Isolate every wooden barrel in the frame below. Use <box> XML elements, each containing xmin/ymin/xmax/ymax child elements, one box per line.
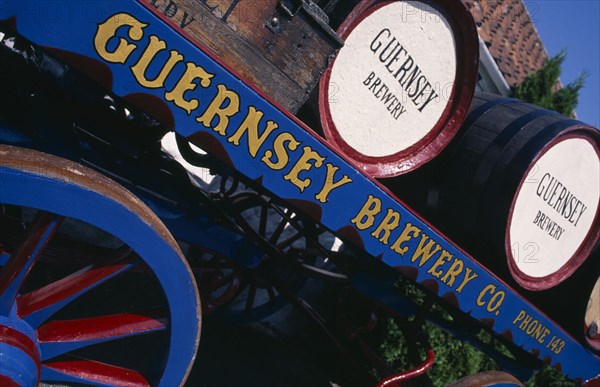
<box><xmin>584</xmin><ymin>274</ymin><xmax>600</xmax><ymax>352</ymax></box>
<box><xmin>447</xmin><ymin>371</ymin><xmax>523</xmax><ymax>387</ymax></box>
<box><xmin>523</xmin><ymin>247</ymin><xmax>600</xmax><ymax>353</ymax></box>
<box><xmin>433</xmin><ymin>93</ymin><xmax>600</xmax><ymax>291</ymax></box>
<box><xmin>318</xmin><ymin>0</ymin><xmax>479</xmax><ymax>177</ymax></box>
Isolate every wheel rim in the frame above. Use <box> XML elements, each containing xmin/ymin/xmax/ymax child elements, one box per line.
<box><xmin>0</xmin><ymin>145</ymin><xmax>201</xmax><ymax>386</ymax></box>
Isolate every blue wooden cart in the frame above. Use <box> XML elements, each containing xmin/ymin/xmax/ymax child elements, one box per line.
<box><xmin>0</xmin><ymin>1</ymin><xmax>598</xmax><ymax>386</ymax></box>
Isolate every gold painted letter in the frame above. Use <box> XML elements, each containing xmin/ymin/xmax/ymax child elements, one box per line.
<box><xmin>427</xmin><ymin>250</ymin><xmax>453</xmax><ymax>279</ymax></box>
<box><xmin>315</xmin><ymin>164</ymin><xmax>352</xmax><ymax>203</ymax></box>
<box><xmin>228</xmin><ymin>107</ymin><xmax>278</xmax><ymax>157</ymax></box>
<box><xmin>351</xmin><ymin>195</ymin><xmax>382</xmax><ymax>230</ymax></box>
<box><xmin>411</xmin><ymin>234</ymin><xmax>440</xmax><ymax>267</ymax></box>
<box><xmin>197</xmin><ymin>84</ymin><xmax>240</xmax><ymax>135</ymax></box>
<box><xmin>284</xmin><ymin>147</ymin><xmax>325</xmax><ymax>192</ymax></box>
<box><xmin>456</xmin><ymin>267</ymin><xmax>478</xmax><ymax>293</ymax></box>
<box><xmin>390</xmin><ymin>223</ymin><xmax>421</xmax><ymax>255</ymax></box>
<box><xmin>371</xmin><ymin>209</ymin><xmax>401</xmax><ymax>244</ymax></box>
<box><xmin>95</xmin><ymin>13</ymin><xmax>146</xmax><ymax>64</ymax></box>
<box><xmin>165</xmin><ymin>62</ymin><xmax>214</xmax><ymax>114</ymax></box>
<box><xmin>262</xmin><ymin>132</ymin><xmax>300</xmax><ymax>170</ymax></box>
<box><xmin>440</xmin><ymin>258</ymin><xmax>463</xmax><ymax>287</ymax></box>
<box><xmin>131</xmin><ymin>35</ymin><xmax>183</xmax><ymax>88</ymax></box>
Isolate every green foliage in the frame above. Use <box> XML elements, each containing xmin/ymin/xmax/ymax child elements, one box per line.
<box><xmin>379</xmin><ymin>318</ymin><xmax>500</xmax><ymax>387</ymax></box>
<box><xmin>425</xmin><ymin>323</ymin><xmax>499</xmax><ymax>386</ymax></box>
<box><xmin>511</xmin><ymin>50</ymin><xmax>587</xmax><ymax>117</ymax></box>
<box><xmin>378</xmin><ymin>278</ymin><xmax>580</xmax><ymax>386</ymax></box>
<box><xmin>381</xmin><ymin>280</ymin><xmax>501</xmax><ymax>386</ymax></box>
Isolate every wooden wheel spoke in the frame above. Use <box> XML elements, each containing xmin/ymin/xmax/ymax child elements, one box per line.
<box><xmin>276</xmin><ymin>231</ymin><xmax>304</xmax><ymax>251</ymax></box>
<box><xmin>221</xmin><ymin>270</ymin><xmax>238</xmax><ymax>283</ymax></box>
<box><xmin>268</xmin><ymin>209</ymin><xmax>291</xmax><ymax>245</ymax></box>
<box><xmin>38</xmin><ymin>311</ymin><xmax>167</xmax><ymax>360</ymax></box>
<box><xmin>258</xmin><ymin>204</ymin><xmax>269</xmax><ymax>237</ymax></box>
<box><xmin>0</xmin><ymin>212</ymin><xmax>62</xmax><ymax>315</ymax></box>
<box><xmin>17</xmin><ymin>248</ymin><xmax>138</xmax><ymax>328</ymax></box>
<box><xmin>216</xmin><ymin>193</ymin><xmax>318</xmax><ymax>321</ymax></box>
<box><xmin>245</xmin><ymin>283</ymin><xmax>257</xmax><ymax>311</ymax></box>
<box><xmin>214</xmin><ymin>271</ymin><xmax>241</xmax><ymax>289</ymax></box>
<box><xmin>218</xmin><ymin>280</ymin><xmax>249</xmax><ymax>309</ymax></box>
<box><xmin>209</xmin><ymin>277</ymin><xmax>243</xmax><ymax>308</ymax></box>
<box><xmin>206</xmin><ymin>268</ymin><xmax>243</xmax><ymax>301</ymax></box>
<box><xmin>42</xmin><ymin>358</ymin><xmax>150</xmax><ymax>387</ymax></box>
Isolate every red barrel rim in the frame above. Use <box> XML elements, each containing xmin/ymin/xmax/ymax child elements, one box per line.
<box><xmin>319</xmin><ymin>0</ymin><xmax>479</xmax><ymax>177</ymax></box>
<box><xmin>505</xmin><ymin>129</ymin><xmax>600</xmax><ymax>290</ymax></box>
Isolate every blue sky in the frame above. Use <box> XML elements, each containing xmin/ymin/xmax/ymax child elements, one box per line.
<box><xmin>531</xmin><ymin>0</ymin><xmax>600</xmax><ymax>128</ymax></box>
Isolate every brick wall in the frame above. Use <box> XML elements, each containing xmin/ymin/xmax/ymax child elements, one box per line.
<box><xmin>463</xmin><ymin>0</ymin><xmax>548</xmax><ymax>88</ymax></box>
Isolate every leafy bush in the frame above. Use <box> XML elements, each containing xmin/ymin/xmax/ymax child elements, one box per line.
<box><xmin>375</xmin><ymin>279</ymin><xmax>580</xmax><ymax>386</ymax></box>
<box><xmin>512</xmin><ymin>50</ymin><xmax>586</xmax><ymax>117</ymax></box>
<box><xmin>379</xmin><ymin>318</ymin><xmax>500</xmax><ymax>386</ymax></box>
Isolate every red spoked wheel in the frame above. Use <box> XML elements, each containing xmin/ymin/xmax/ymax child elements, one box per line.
<box><xmin>0</xmin><ymin>145</ymin><xmax>201</xmax><ymax>386</ymax></box>
<box><xmin>190</xmin><ymin>249</ymin><xmax>245</xmax><ymax>316</ymax></box>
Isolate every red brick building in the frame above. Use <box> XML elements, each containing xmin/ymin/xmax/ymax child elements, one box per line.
<box><xmin>463</xmin><ymin>0</ymin><xmax>549</xmax><ymax>95</ymax></box>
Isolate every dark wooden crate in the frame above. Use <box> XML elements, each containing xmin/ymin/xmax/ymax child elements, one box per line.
<box><xmin>143</xmin><ymin>0</ymin><xmax>343</xmax><ymax>113</ymax></box>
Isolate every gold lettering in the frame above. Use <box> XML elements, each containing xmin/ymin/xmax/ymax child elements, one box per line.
<box><xmin>427</xmin><ymin>250</ymin><xmax>453</xmax><ymax>279</ymax></box>
<box><xmin>283</xmin><ymin>147</ymin><xmax>325</xmax><ymax>192</ymax></box>
<box><xmin>165</xmin><ymin>62</ymin><xmax>214</xmax><ymax>114</ymax></box>
<box><xmin>477</xmin><ymin>284</ymin><xmax>495</xmax><ymax>307</ymax></box>
<box><xmin>513</xmin><ymin>310</ymin><xmax>550</xmax><ymax>344</ymax></box>
<box><xmin>315</xmin><ymin>164</ymin><xmax>352</xmax><ymax>203</ymax></box>
<box><xmin>351</xmin><ymin>195</ymin><xmax>382</xmax><ymax>230</ymax></box>
<box><xmin>456</xmin><ymin>267</ymin><xmax>478</xmax><ymax>293</ymax></box>
<box><xmin>513</xmin><ymin>310</ymin><xmax>527</xmax><ymax>325</ymax></box>
<box><xmin>410</xmin><ymin>234</ymin><xmax>440</xmax><ymax>267</ymax></box>
<box><xmin>95</xmin><ymin>13</ymin><xmax>146</xmax><ymax>64</ymax></box>
<box><xmin>538</xmin><ymin>328</ymin><xmax>551</xmax><ymax>344</ymax></box>
<box><xmin>526</xmin><ymin>320</ymin><xmax>539</xmax><ymax>335</ymax></box>
<box><xmin>262</xmin><ymin>132</ymin><xmax>300</xmax><ymax>170</ymax></box>
<box><xmin>131</xmin><ymin>35</ymin><xmax>183</xmax><ymax>88</ymax></box>
<box><xmin>390</xmin><ymin>223</ymin><xmax>421</xmax><ymax>255</ymax></box>
<box><xmin>228</xmin><ymin>106</ymin><xmax>278</xmax><ymax>157</ymax></box>
<box><xmin>519</xmin><ymin>313</ymin><xmax>532</xmax><ymax>330</ymax></box>
<box><xmin>487</xmin><ymin>290</ymin><xmax>504</xmax><ymax>313</ymax></box>
<box><xmin>440</xmin><ymin>258</ymin><xmax>463</xmax><ymax>287</ymax></box>
<box><xmin>476</xmin><ymin>284</ymin><xmax>503</xmax><ymax>313</ymax></box>
<box><xmin>371</xmin><ymin>209</ymin><xmax>401</xmax><ymax>244</ymax></box>
<box><xmin>196</xmin><ymin>84</ymin><xmax>240</xmax><ymax>135</ymax></box>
